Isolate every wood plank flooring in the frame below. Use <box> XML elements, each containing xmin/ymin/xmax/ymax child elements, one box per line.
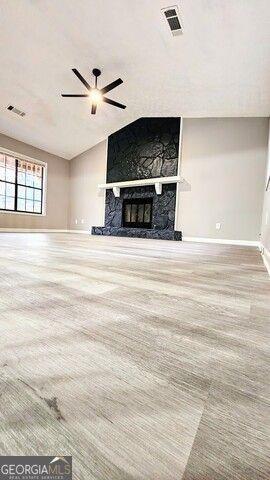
<box><xmin>0</xmin><ymin>233</ymin><xmax>269</xmax><ymax>479</ymax></box>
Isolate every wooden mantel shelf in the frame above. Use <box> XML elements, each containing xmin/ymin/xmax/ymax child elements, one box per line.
<box><xmin>98</xmin><ymin>175</ymin><xmax>190</xmax><ymax>197</ymax></box>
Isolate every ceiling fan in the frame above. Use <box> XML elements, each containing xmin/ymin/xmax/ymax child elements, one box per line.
<box><xmin>61</xmin><ymin>68</ymin><xmax>126</xmax><ymax>115</ymax></box>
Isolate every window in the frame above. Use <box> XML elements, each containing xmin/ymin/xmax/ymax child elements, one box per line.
<box><xmin>0</xmin><ymin>152</ymin><xmax>44</xmax><ymax>214</ymax></box>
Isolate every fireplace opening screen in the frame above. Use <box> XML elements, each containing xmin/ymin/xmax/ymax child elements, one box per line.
<box><xmin>122</xmin><ymin>198</ymin><xmax>153</xmax><ymax>229</ymax></box>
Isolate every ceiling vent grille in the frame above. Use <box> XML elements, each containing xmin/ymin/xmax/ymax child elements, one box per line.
<box><xmin>7</xmin><ymin>105</ymin><xmax>26</xmax><ymax>117</ymax></box>
<box><xmin>161</xmin><ymin>5</ymin><xmax>182</xmax><ymax>36</ymax></box>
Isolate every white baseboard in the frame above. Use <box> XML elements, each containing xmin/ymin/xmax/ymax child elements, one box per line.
<box><xmin>0</xmin><ymin>228</ymin><xmax>69</xmax><ymax>233</ymax></box>
<box><xmin>0</xmin><ymin>228</ymin><xmax>91</xmax><ymax>234</ymax></box>
<box><xmin>261</xmin><ymin>244</ymin><xmax>270</xmax><ymax>276</ymax></box>
<box><xmin>182</xmin><ymin>236</ymin><xmax>260</xmax><ymax>247</ymax></box>
<box><xmin>68</xmin><ymin>229</ymin><xmax>90</xmax><ymax>234</ymax></box>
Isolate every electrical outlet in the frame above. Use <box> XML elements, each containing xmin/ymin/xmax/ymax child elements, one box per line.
<box><xmin>216</xmin><ymin>222</ymin><xmax>221</xmax><ymax>230</ymax></box>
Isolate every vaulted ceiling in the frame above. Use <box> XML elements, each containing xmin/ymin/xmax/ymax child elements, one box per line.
<box><xmin>0</xmin><ymin>0</ymin><xmax>269</xmax><ymax>159</ymax></box>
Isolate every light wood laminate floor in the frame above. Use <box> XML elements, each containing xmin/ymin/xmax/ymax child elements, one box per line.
<box><xmin>0</xmin><ymin>233</ymin><xmax>269</xmax><ymax>479</ymax></box>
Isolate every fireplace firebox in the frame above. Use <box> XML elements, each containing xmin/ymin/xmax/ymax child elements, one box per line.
<box><xmin>122</xmin><ymin>198</ymin><xmax>153</xmax><ymax>229</ymax></box>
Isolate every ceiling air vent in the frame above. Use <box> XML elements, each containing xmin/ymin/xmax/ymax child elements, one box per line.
<box><xmin>161</xmin><ymin>5</ymin><xmax>182</xmax><ymax>36</ymax></box>
<box><xmin>7</xmin><ymin>105</ymin><xmax>26</xmax><ymax>117</ymax></box>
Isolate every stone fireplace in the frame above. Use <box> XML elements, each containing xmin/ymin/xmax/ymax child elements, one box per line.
<box><xmin>92</xmin><ymin>117</ymin><xmax>182</xmax><ymax>241</ymax></box>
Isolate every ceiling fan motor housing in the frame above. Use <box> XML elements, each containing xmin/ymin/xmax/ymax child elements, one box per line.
<box><xmin>92</xmin><ymin>68</ymin><xmax>101</xmax><ymax>77</ymax></box>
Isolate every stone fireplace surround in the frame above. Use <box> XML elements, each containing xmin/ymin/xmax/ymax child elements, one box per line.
<box><xmin>92</xmin><ymin>184</ymin><xmax>182</xmax><ymax>240</ymax></box>
<box><xmin>92</xmin><ymin>117</ymin><xmax>182</xmax><ymax>241</ymax></box>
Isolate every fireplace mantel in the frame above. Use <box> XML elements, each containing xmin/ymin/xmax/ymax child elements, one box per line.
<box><xmin>98</xmin><ymin>175</ymin><xmax>190</xmax><ymax>197</ymax></box>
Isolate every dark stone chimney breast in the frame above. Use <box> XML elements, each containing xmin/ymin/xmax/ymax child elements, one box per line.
<box><xmin>92</xmin><ymin>117</ymin><xmax>182</xmax><ymax>241</ymax></box>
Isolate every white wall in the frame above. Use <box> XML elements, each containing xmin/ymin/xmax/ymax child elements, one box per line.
<box><xmin>260</xmin><ymin>120</ymin><xmax>270</xmax><ymax>270</ymax></box>
<box><xmin>0</xmin><ymin>133</ymin><xmax>69</xmax><ymax>230</ymax></box>
<box><xmin>67</xmin><ymin>118</ymin><xmax>269</xmax><ymax>241</ymax></box>
<box><xmin>69</xmin><ymin>140</ymin><xmax>107</xmax><ymax>231</ymax></box>
<box><xmin>177</xmin><ymin>118</ymin><xmax>268</xmax><ymax>241</ymax></box>
<box><xmin>3</xmin><ymin>118</ymin><xmax>267</xmax><ymax>239</ymax></box>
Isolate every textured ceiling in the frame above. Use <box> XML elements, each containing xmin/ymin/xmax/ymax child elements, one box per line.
<box><xmin>0</xmin><ymin>0</ymin><xmax>269</xmax><ymax>159</ymax></box>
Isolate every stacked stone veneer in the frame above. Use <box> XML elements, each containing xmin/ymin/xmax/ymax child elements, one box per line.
<box><xmin>92</xmin><ymin>117</ymin><xmax>182</xmax><ymax>241</ymax></box>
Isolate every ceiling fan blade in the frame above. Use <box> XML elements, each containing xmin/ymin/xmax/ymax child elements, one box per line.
<box><xmin>91</xmin><ymin>103</ymin><xmax>97</xmax><ymax>114</ymax></box>
<box><xmin>103</xmin><ymin>97</ymin><xmax>126</xmax><ymax>109</ymax></box>
<box><xmin>61</xmin><ymin>94</ymin><xmax>89</xmax><ymax>97</ymax></box>
<box><xmin>72</xmin><ymin>68</ymin><xmax>91</xmax><ymax>90</ymax></box>
<box><xmin>100</xmin><ymin>78</ymin><xmax>123</xmax><ymax>95</ymax></box>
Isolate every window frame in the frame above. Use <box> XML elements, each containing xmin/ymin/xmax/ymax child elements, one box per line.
<box><xmin>0</xmin><ymin>147</ymin><xmax>47</xmax><ymax>216</ymax></box>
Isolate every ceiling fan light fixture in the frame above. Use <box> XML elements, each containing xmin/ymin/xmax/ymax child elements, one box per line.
<box><xmin>61</xmin><ymin>67</ymin><xmax>126</xmax><ymax>115</ymax></box>
<box><xmin>90</xmin><ymin>88</ymin><xmax>103</xmax><ymax>104</ymax></box>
